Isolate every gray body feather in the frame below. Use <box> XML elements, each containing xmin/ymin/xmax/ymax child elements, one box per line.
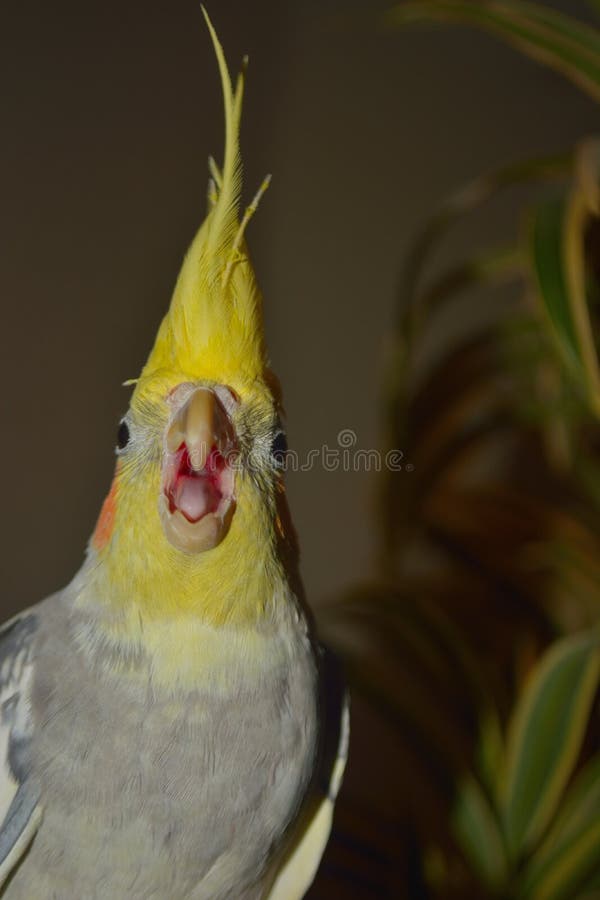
<box><xmin>0</xmin><ymin>583</ymin><xmax>321</xmax><ymax>899</ymax></box>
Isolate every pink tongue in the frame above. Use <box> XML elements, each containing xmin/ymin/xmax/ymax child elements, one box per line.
<box><xmin>175</xmin><ymin>476</ymin><xmax>220</xmax><ymax>523</ymax></box>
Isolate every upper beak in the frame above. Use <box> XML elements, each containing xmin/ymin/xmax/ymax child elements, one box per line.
<box><xmin>166</xmin><ymin>388</ymin><xmax>234</xmax><ymax>469</ymax></box>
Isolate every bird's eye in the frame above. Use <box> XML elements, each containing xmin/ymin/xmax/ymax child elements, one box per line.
<box><xmin>271</xmin><ymin>429</ymin><xmax>288</xmax><ymax>467</ymax></box>
<box><xmin>117</xmin><ymin>420</ymin><xmax>130</xmax><ymax>450</ymax></box>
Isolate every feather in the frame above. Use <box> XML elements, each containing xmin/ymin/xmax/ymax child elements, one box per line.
<box><xmin>0</xmin><ymin>611</ymin><xmax>42</xmax><ymax>888</ymax></box>
<box><xmin>136</xmin><ymin>9</ymin><xmax>269</xmax><ymax>390</ymax></box>
<box><xmin>266</xmin><ymin>650</ymin><xmax>350</xmax><ymax>900</ymax></box>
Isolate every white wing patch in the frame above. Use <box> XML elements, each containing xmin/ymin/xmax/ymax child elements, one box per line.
<box><xmin>0</xmin><ymin>610</ymin><xmax>42</xmax><ymax>886</ymax></box>
<box><xmin>266</xmin><ymin>693</ymin><xmax>350</xmax><ymax>900</ymax></box>
<box><xmin>0</xmin><ymin>634</ymin><xmax>33</xmax><ymax>820</ymax></box>
<box><xmin>0</xmin><ymin>802</ymin><xmax>42</xmax><ymax>886</ymax></box>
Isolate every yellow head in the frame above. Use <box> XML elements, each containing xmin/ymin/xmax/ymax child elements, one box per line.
<box><xmin>88</xmin><ymin>11</ymin><xmax>293</xmax><ymax>627</ymax></box>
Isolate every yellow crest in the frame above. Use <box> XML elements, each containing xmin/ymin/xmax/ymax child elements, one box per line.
<box><xmin>138</xmin><ymin>8</ymin><xmax>271</xmax><ymax>388</ymax></box>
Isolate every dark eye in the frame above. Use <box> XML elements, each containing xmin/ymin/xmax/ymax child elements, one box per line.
<box><xmin>271</xmin><ymin>429</ymin><xmax>288</xmax><ymax>466</ymax></box>
<box><xmin>117</xmin><ymin>420</ymin><xmax>130</xmax><ymax>450</ymax></box>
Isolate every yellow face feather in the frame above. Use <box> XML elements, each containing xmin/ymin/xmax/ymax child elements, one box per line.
<box><xmin>85</xmin><ymin>10</ymin><xmax>292</xmax><ymax>633</ymax></box>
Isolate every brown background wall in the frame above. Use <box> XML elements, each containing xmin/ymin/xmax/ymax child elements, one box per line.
<box><xmin>0</xmin><ymin>0</ymin><xmax>595</xmax><ymax>614</ymax></box>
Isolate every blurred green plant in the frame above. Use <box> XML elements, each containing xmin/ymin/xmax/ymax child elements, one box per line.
<box><xmin>319</xmin><ymin>2</ymin><xmax>600</xmax><ymax>897</ymax></box>
<box><xmin>446</xmin><ymin>631</ymin><xmax>600</xmax><ymax>898</ymax></box>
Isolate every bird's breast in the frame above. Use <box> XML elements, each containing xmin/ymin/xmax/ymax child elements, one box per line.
<box><xmin>8</xmin><ymin>593</ymin><xmax>320</xmax><ymax>900</ymax></box>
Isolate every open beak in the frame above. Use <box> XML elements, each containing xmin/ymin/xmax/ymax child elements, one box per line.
<box><xmin>159</xmin><ymin>386</ymin><xmax>236</xmax><ymax>554</ymax></box>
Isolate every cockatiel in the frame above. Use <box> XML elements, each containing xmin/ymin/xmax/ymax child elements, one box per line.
<box><xmin>0</xmin><ymin>10</ymin><xmax>348</xmax><ymax>899</ymax></box>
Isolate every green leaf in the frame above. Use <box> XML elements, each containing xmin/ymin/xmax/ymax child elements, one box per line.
<box><xmin>396</xmin><ymin>155</ymin><xmax>568</xmax><ymax>328</ymax></box>
<box><xmin>530</xmin><ymin>194</ymin><xmax>580</xmax><ymax>368</ymax></box>
<box><xmin>452</xmin><ymin>775</ymin><xmax>509</xmax><ymax>890</ymax></box>
<box><xmin>519</xmin><ymin>785</ymin><xmax>600</xmax><ymax>898</ymax></box>
<box><xmin>388</xmin><ymin>1</ymin><xmax>600</xmax><ymax>103</ymax></box>
<box><xmin>575</xmin><ymin>137</ymin><xmax>600</xmax><ymax>215</ymax></box>
<box><xmin>516</xmin><ymin>756</ymin><xmax>600</xmax><ymax>896</ymax></box>
<box><xmin>546</xmin><ymin>754</ymin><xmax>600</xmax><ymax>850</ymax></box>
<box><xmin>501</xmin><ymin>630</ymin><xmax>600</xmax><ymax>860</ymax></box>
<box><xmin>477</xmin><ymin>710</ymin><xmax>505</xmax><ymax>803</ymax></box>
<box><xmin>529</xmin><ymin>189</ymin><xmax>600</xmax><ymax>416</ymax></box>
<box><xmin>517</xmin><ymin>755</ymin><xmax>600</xmax><ymax>897</ymax></box>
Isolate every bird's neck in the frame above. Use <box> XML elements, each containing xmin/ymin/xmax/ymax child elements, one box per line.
<box><xmin>69</xmin><ymin>486</ymin><xmax>303</xmax><ymax>691</ymax></box>
<box><xmin>79</xmin><ymin>470</ymin><xmax>288</xmax><ymax>630</ymax></box>
<box><xmin>69</xmin><ymin>482</ymin><xmax>309</xmax><ymax>692</ymax></box>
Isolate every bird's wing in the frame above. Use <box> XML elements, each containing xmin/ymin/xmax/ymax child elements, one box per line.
<box><xmin>0</xmin><ymin>609</ymin><xmax>42</xmax><ymax>887</ymax></box>
<box><xmin>265</xmin><ymin>648</ymin><xmax>349</xmax><ymax>900</ymax></box>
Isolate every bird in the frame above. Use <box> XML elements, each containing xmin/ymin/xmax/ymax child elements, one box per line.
<box><xmin>0</xmin><ymin>9</ymin><xmax>348</xmax><ymax>899</ymax></box>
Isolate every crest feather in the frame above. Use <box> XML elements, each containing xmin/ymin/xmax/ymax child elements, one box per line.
<box><xmin>137</xmin><ymin>8</ymin><xmax>271</xmax><ymax>390</ymax></box>
<box><xmin>201</xmin><ymin>7</ymin><xmax>244</xmax><ymax>282</ymax></box>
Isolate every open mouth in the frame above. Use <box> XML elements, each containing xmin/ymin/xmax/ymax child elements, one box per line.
<box><xmin>165</xmin><ymin>442</ymin><xmax>234</xmax><ymax>523</ymax></box>
<box><xmin>159</xmin><ymin>386</ymin><xmax>236</xmax><ymax>554</ymax></box>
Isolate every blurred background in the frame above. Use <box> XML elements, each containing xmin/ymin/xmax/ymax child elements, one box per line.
<box><xmin>2</xmin><ymin>1</ymin><xmax>600</xmax><ymax>897</ymax></box>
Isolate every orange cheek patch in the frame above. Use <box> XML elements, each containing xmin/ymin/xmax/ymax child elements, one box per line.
<box><xmin>92</xmin><ymin>472</ymin><xmax>119</xmax><ymax>551</ymax></box>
